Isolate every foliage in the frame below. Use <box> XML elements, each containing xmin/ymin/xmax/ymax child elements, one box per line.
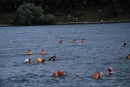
<box><xmin>1</xmin><ymin>0</ymin><xmax>128</xmax><ymax>12</ymax></box>
<box><xmin>44</xmin><ymin>14</ymin><xmax>55</xmax><ymax>24</ymax></box>
<box><xmin>1</xmin><ymin>0</ymin><xmax>129</xmax><ymax>25</ymax></box>
<box><xmin>14</xmin><ymin>3</ymin><xmax>44</xmax><ymax>25</ymax></box>
<box><xmin>14</xmin><ymin>3</ymin><xmax>55</xmax><ymax>25</ymax></box>
<box><xmin>36</xmin><ymin>15</ymin><xmax>46</xmax><ymax>25</ymax></box>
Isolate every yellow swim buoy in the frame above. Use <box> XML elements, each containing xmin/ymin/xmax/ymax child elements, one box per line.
<box><xmin>36</xmin><ymin>58</ymin><xmax>42</xmax><ymax>63</ymax></box>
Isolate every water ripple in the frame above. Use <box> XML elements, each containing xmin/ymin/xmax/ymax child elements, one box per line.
<box><xmin>0</xmin><ymin>23</ymin><xmax>130</xmax><ymax>87</ymax></box>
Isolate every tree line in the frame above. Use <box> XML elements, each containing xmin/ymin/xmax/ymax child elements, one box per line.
<box><xmin>0</xmin><ymin>0</ymin><xmax>128</xmax><ymax>12</ymax></box>
<box><xmin>0</xmin><ymin>0</ymin><xmax>129</xmax><ymax>25</ymax></box>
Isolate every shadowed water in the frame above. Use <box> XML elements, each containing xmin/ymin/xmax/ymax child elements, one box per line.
<box><xmin>0</xmin><ymin>23</ymin><xmax>130</xmax><ymax>87</ymax></box>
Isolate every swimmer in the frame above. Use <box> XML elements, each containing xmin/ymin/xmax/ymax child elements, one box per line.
<box><xmin>124</xmin><ymin>43</ymin><xmax>127</xmax><ymax>47</ymax></box>
<box><xmin>9</xmin><ymin>41</ymin><xmax>13</xmax><ymax>44</ymax></box>
<box><xmin>27</xmin><ymin>50</ymin><xmax>32</xmax><ymax>55</ymax></box>
<box><xmin>126</xmin><ymin>54</ymin><xmax>130</xmax><ymax>59</ymax></box>
<box><xmin>52</xmin><ymin>70</ymin><xmax>66</xmax><ymax>77</ymax></box>
<box><xmin>108</xmin><ymin>67</ymin><xmax>114</xmax><ymax>75</ymax></box>
<box><xmin>73</xmin><ymin>39</ymin><xmax>77</xmax><ymax>43</ymax></box>
<box><xmin>41</xmin><ymin>59</ymin><xmax>46</xmax><ymax>63</ymax></box>
<box><xmin>59</xmin><ymin>40</ymin><xmax>63</xmax><ymax>43</ymax></box>
<box><xmin>49</xmin><ymin>55</ymin><xmax>56</xmax><ymax>61</ymax></box>
<box><xmin>91</xmin><ymin>72</ymin><xmax>103</xmax><ymax>79</ymax></box>
<box><xmin>41</xmin><ymin>49</ymin><xmax>46</xmax><ymax>55</ymax></box>
<box><xmin>58</xmin><ymin>70</ymin><xmax>66</xmax><ymax>76</ymax></box>
<box><xmin>81</xmin><ymin>39</ymin><xmax>85</xmax><ymax>42</ymax></box>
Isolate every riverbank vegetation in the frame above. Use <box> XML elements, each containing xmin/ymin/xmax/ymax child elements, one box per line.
<box><xmin>0</xmin><ymin>0</ymin><xmax>130</xmax><ymax>25</ymax></box>
<box><xmin>14</xmin><ymin>3</ymin><xmax>55</xmax><ymax>25</ymax></box>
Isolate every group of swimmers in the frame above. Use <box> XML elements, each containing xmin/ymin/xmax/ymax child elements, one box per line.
<box><xmin>26</xmin><ymin>48</ymin><xmax>57</xmax><ymax>62</ymax></box>
<box><xmin>59</xmin><ymin>39</ymin><xmax>86</xmax><ymax>43</ymax></box>
<box><xmin>25</xmin><ymin>49</ymin><xmax>61</xmax><ymax>76</ymax></box>
<box><xmin>52</xmin><ymin>67</ymin><xmax>115</xmax><ymax>78</ymax></box>
<box><xmin>24</xmin><ymin>58</ymin><xmax>46</xmax><ymax>63</ymax></box>
<box><xmin>54</xmin><ymin>42</ymin><xmax>128</xmax><ymax>77</ymax></box>
<box><xmin>10</xmin><ymin>39</ymin><xmax>85</xmax><ymax>45</ymax></box>
<box><xmin>25</xmin><ymin>49</ymin><xmax>56</xmax><ymax>63</ymax></box>
<box><xmin>24</xmin><ymin>57</ymin><xmax>115</xmax><ymax>78</ymax></box>
<box><xmin>26</xmin><ymin>49</ymin><xmax>46</xmax><ymax>55</ymax></box>
<box><xmin>85</xmin><ymin>67</ymin><xmax>115</xmax><ymax>79</ymax></box>
<box><xmin>52</xmin><ymin>66</ymin><xmax>114</xmax><ymax>77</ymax></box>
<box><xmin>25</xmin><ymin>42</ymin><xmax>129</xmax><ymax>78</ymax></box>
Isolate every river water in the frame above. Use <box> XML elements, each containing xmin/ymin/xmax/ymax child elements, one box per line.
<box><xmin>0</xmin><ymin>23</ymin><xmax>130</xmax><ymax>87</ymax></box>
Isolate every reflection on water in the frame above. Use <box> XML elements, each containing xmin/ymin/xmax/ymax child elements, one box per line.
<box><xmin>0</xmin><ymin>23</ymin><xmax>130</xmax><ymax>87</ymax></box>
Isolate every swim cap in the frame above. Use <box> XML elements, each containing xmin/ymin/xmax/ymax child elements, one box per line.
<box><xmin>108</xmin><ymin>67</ymin><xmax>113</xmax><ymax>70</ymax></box>
<box><xmin>24</xmin><ymin>59</ymin><xmax>29</xmax><ymax>63</ymax></box>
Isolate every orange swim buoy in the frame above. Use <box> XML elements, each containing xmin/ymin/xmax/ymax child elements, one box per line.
<box><xmin>36</xmin><ymin>58</ymin><xmax>42</xmax><ymax>63</ymax></box>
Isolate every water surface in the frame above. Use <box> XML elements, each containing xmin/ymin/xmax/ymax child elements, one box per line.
<box><xmin>0</xmin><ymin>23</ymin><xmax>130</xmax><ymax>87</ymax></box>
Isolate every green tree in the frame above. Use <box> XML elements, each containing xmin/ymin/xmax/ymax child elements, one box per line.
<box><xmin>14</xmin><ymin>3</ymin><xmax>44</xmax><ymax>25</ymax></box>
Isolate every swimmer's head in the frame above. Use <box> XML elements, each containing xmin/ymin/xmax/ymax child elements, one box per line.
<box><xmin>59</xmin><ymin>40</ymin><xmax>63</xmax><ymax>43</ymax></box>
<box><xmin>53</xmin><ymin>72</ymin><xmax>58</xmax><ymax>77</ymax></box>
<box><xmin>10</xmin><ymin>41</ymin><xmax>13</xmax><ymax>44</ymax></box>
<box><xmin>82</xmin><ymin>39</ymin><xmax>85</xmax><ymax>42</ymax></box>
<box><xmin>73</xmin><ymin>39</ymin><xmax>77</xmax><ymax>43</ymax></box>
<box><xmin>42</xmin><ymin>59</ymin><xmax>46</xmax><ymax>63</ymax></box>
<box><xmin>108</xmin><ymin>67</ymin><xmax>113</xmax><ymax>71</ymax></box>
<box><xmin>29</xmin><ymin>59</ymin><xmax>32</xmax><ymax>63</ymax></box>
<box><xmin>98</xmin><ymin>72</ymin><xmax>103</xmax><ymax>77</ymax></box>
<box><xmin>124</xmin><ymin>43</ymin><xmax>127</xmax><ymax>46</ymax></box>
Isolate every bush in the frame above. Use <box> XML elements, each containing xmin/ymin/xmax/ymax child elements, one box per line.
<box><xmin>36</xmin><ymin>15</ymin><xmax>46</xmax><ymax>25</ymax></box>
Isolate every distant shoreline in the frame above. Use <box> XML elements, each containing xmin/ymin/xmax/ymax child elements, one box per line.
<box><xmin>0</xmin><ymin>20</ymin><xmax>130</xmax><ymax>27</ymax></box>
<box><xmin>57</xmin><ymin>20</ymin><xmax>130</xmax><ymax>25</ymax></box>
